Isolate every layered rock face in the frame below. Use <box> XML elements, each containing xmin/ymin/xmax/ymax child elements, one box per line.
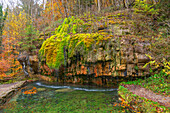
<box><xmin>39</xmin><ymin>11</ymin><xmax>154</xmax><ymax>86</ymax></box>
<box><xmin>63</xmin><ymin>37</ymin><xmax>151</xmax><ymax>86</ymax></box>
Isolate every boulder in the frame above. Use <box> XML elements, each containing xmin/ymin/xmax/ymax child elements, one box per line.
<box><xmin>81</xmin><ymin>65</ymin><xmax>87</xmax><ymax>75</ymax></box>
<box><xmin>135</xmin><ymin>43</ymin><xmax>144</xmax><ymax>53</ymax></box>
<box><xmin>17</xmin><ymin>51</ymin><xmax>40</xmax><ymax>77</ymax></box>
<box><xmin>103</xmin><ymin>62</ymin><xmax>110</xmax><ymax>75</ymax></box>
<box><xmin>135</xmin><ymin>53</ymin><xmax>150</xmax><ymax>63</ymax></box>
<box><xmin>89</xmin><ymin>66</ymin><xmax>94</xmax><ymax>75</ymax></box>
<box><xmin>117</xmin><ymin>64</ymin><xmax>126</xmax><ymax>71</ymax></box>
<box><xmin>127</xmin><ymin>64</ymin><xmax>135</xmax><ymax>76</ymax></box>
<box><xmin>37</xmin><ymin>88</ymin><xmax>46</xmax><ymax>92</ymax></box>
<box><xmin>121</xmin><ymin>56</ymin><xmax>127</xmax><ymax>64</ymax></box>
<box><xmin>106</xmin><ymin>54</ymin><xmax>112</xmax><ymax>61</ymax></box>
<box><xmin>97</xmin><ymin>63</ymin><xmax>103</xmax><ymax>76</ymax></box>
<box><xmin>29</xmin><ymin>55</ymin><xmax>39</xmax><ymax>74</ymax></box>
<box><xmin>137</xmin><ymin>70</ymin><xmax>143</xmax><ymax>76</ymax></box>
<box><xmin>55</xmin><ymin>88</ymin><xmax>74</xmax><ymax>92</ymax></box>
<box><xmin>137</xmin><ymin>63</ymin><xmax>149</xmax><ymax>72</ymax></box>
<box><xmin>127</xmin><ymin>54</ymin><xmax>134</xmax><ymax>64</ymax></box>
<box><xmin>97</xmin><ymin>48</ymin><xmax>103</xmax><ymax>61</ymax></box>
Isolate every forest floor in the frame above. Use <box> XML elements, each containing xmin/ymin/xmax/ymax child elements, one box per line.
<box><xmin>118</xmin><ymin>72</ymin><xmax>170</xmax><ymax>112</ymax></box>
<box><xmin>122</xmin><ymin>84</ymin><xmax>170</xmax><ymax>107</ymax></box>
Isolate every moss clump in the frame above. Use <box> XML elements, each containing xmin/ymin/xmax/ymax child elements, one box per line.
<box><xmin>39</xmin><ymin>16</ymin><xmax>112</xmax><ymax>69</ymax></box>
<box><xmin>39</xmin><ymin>16</ymin><xmax>83</xmax><ymax>68</ymax></box>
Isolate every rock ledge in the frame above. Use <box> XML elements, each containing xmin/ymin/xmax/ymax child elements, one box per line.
<box><xmin>0</xmin><ymin>81</ymin><xmax>28</xmax><ymax>108</ymax></box>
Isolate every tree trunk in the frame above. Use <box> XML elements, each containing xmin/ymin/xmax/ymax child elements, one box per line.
<box><xmin>98</xmin><ymin>0</ymin><xmax>101</xmax><ymax>13</ymax></box>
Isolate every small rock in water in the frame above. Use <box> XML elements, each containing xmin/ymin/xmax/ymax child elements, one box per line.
<box><xmin>37</xmin><ymin>88</ymin><xmax>46</xmax><ymax>92</ymax></box>
<box><xmin>55</xmin><ymin>88</ymin><xmax>74</xmax><ymax>92</ymax></box>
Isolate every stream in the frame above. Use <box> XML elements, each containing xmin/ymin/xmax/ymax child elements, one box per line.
<box><xmin>1</xmin><ymin>81</ymin><xmax>132</xmax><ymax>113</ymax></box>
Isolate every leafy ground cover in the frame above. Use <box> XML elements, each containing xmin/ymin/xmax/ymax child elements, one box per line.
<box><xmin>121</xmin><ymin>71</ymin><xmax>169</xmax><ymax>96</ymax></box>
<box><xmin>118</xmin><ymin>85</ymin><xmax>169</xmax><ymax>113</ymax></box>
<box><xmin>118</xmin><ymin>71</ymin><xmax>170</xmax><ymax>112</ymax></box>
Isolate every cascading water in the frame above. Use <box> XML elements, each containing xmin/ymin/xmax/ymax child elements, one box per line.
<box><xmin>35</xmin><ymin>82</ymin><xmax>117</xmax><ymax>92</ymax></box>
<box><xmin>22</xmin><ymin>62</ymin><xmax>29</xmax><ymax>77</ymax></box>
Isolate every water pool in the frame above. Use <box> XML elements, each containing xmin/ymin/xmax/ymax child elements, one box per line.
<box><xmin>2</xmin><ymin>81</ymin><xmax>132</xmax><ymax>113</ymax></box>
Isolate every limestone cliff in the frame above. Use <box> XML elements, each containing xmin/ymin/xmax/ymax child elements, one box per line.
<box><xmin>39</xmin><ymin>9</ymin><xmax>157</xmax><ymax>86</ymax></box>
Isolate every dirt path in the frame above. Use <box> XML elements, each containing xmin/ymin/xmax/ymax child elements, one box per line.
<box><xmin>122</xmin><ymin>84</ymin><xmax>170</xmax><ymax>107</ymax></box>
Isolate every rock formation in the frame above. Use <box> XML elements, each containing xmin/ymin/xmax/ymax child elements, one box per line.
<box><xmin>17</xmin><ymin>51</ymin><xmax>39</xmax><ymax>77</ymax></box>
<box><xmin>62</xmin><ymin>36</ymin><xmax>151</xmax><ymax>86</ymax></box>
<box><xmin>39</xmin><ymin>12</ymin><xmax>155</xmax><ymax>87</ymax></box>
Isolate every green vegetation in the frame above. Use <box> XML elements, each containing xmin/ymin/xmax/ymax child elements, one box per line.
<box><xmin>0</xmin><ymin>79</ymin><xmax>16</xmax><ymax>85</ymax></box>
<box><xmin>39</xmin><ymin>0</ymin><xmax>170</xmax><ymax>71</ymax></box>
<box><xmin>0</xmin><ymin>75</ymin><xmax>36</xmax><ymax>85</ymax></box>
<box><xmin>118</xmin><ymin>84</ymin><xmax>169</xmax><ymax>113</ymax></box>
<box><xmin>1</xmin><ymin>0</ymin><xmax>169</xmax><ymax>112</ymax></box>
<box><xmin>118</xmin><ymin>70</ymin><xmax>170</xmax><ymax>112</ymax></box>
<box><xmin>0</xmin><ymin>4</ymin><xmax>8</xmax><ymax>52</ymax></box>
<box><xmin>39</xmin><ymin>16</ymin><xmax>110</xmax><ymax>69</ymax></box>
<box><xmin>18</xmin><ymin>24</ymin><xmax>39</xmax><ymax>53</ymax></box>
<box><xmin>121</xmin><ymin>71</ymin><xmax>169</xmax><ymax>96</ymax></box>
<box><xmin>39</xmin><ymin>16</ymin><xmax>83</xmax><ymax>68</ymax></box>
<box><xmin>134</xmin><ymin>0</ymin><xmax>159</xmax><ymax>15</ymax></box>
<box><xmin>116</xmin><ymin>2</ymin><xmax>170</xmax><ymax>112</ymax></box>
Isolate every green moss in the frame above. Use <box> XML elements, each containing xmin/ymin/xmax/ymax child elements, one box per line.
<box><xmin>39</xmin><ymin>16</ymin><xmax>83</xmax><ymax>69</ymax></box>
<box><xmin>39</xmin><ymin>15</ymin><xmax>112</xmax><ymax>69</ymax></box>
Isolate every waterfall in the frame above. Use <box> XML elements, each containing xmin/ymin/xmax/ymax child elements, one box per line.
<box><xmin>22</xmin><ymin>62</ymin><xmax>29</xmax><ymax>77</ymax></box>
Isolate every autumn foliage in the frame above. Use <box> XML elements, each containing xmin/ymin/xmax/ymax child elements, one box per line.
<box><xmin>0</xmin><ymin>0</ymin><xmax>169</xmax><ymax>81</ymax></box>
<box><xmin>23</xmin><ymin>87</ymin><xmax>37</xmax><ymax>95</ymax></box>
<box><xmin>0</xmin><ymin>11</ymin><xmax>29</xmax><ymax>79</ymax></box>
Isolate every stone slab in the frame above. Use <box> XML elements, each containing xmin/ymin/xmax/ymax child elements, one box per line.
<box><xmin>0</xmin><ymin>81</ymin><xmax>27</xmax><ymax>106</ymax></box>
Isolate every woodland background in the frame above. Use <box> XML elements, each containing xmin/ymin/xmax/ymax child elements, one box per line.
<box><xmin>0</xmin><ymin>0</ymin><xmax>169</xmax><ymax>80</ymax></box>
